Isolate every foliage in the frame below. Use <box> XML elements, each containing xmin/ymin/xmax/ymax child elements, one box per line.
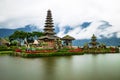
<box><xmin>10</xmin><ymin>46</ymin><xmax>18</xmax><ymax>51</ymax></box>
<box><xmin>9</xmin><ymin>31</ymin><xmax>44</xmax><ymax>46</ymax></box>
<box><xmin>10</xmin><ymin>40</ymin><xmax>19</xmax><ymax>46</ymax></box>
<box><xmin>57</xmin><ymin>48</ymin><xmax>70</xmax><ymax>52</ymax></box>
<box><xmin>115</xmin><ymin>47</ymin><xmax>119</xmax><ymax>53</ymax></box>
<box><xmin>0</xmin><ymin>45</ymin><xmax>7</xmax><ymax>49</ymax></box>
<box><xmin>0</xmin><ymin>45</ymin><xmax>12</xmax><ymax>51</ymax></box>
<box><xmin>0</xmin><ymin>51</ymin><xmax>13</xmax><ymax>55</ymax></box>
<box><xmin>99</xmin><ymin>43</ymin><xmax>106</xmax><ymax>48</ymax></box>
<box><xmin>20</xmin><ymin>52</ymin><xmax>84</xmax><ymax>58</ymax></box>
<box><xmin>32</xmin><ymin>31</ymin><xmax>45</xmax><ymax>37</ymax></box>
<box><xmin>9</xmin><ymin>31</ymin><xmax>27</xmax><ymax>40</ymax></box>
<box><xmin>9</xmin><ymin>31</ymin><xmax>44</xmax><ymax>41</ymax></box>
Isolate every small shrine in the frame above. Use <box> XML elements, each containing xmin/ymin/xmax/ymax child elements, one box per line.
<box><xmin>62</xmin><ymin>35</ymin><xmax>75</xmax><ymax>48</ymax></box>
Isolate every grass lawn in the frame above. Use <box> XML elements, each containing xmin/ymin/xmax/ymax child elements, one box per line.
<box><xmin>0</xmin><ymin>51</ymin><xmax>13</xmax><ymax>55</ymax></box>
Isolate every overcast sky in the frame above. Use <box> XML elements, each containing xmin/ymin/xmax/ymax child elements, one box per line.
<box><xmin>0</xmin><ymin>0</ymin><xmax>120</xmax><ymax>39</ymax></box>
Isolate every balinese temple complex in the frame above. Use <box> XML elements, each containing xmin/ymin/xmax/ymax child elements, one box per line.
<box><xmin>39</xmin><ymin>10</ymin><xmax>75</xmax><ymax>49</ymax></box>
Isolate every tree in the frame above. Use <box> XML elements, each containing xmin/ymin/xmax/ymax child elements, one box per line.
<box><xmin>9</xmin><ymin>31</ymin><xmax>27</xmax><ymax>46</ymax></box>
<box><xmin>32</xmin><ymin>31</ymin><xmax>44</xmax><ymax>37</ymax></box>
<box><xmin>9</xmin><ymin>31</ymin><xmax>27</xmax><ymax>41</ymax></box>
<box><xmin>9</xmin><ymin>31</ymin><xmax>44</xmax><ymax>46</ymax></box>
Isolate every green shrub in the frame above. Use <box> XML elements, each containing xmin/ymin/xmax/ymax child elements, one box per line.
<box><xmin>0</xmin><ymin>45</ymin><xmax>12</xmax><ymax>51</ymax></box>
<box><xmin>21</xmin><ymin>52</ymin><xmax>84</xmax><ymax>58</ymax></box>
<box><xmin>10</xmin><ymin>46</ymin><xmax>18</xmax><ymax>51</ymax></box>
<box><xmin>0</xmin><ymin>51</ymin><xmax>13</xmax><ymax>55</ymax></box>
<box><xmin>57</xmin><ymin>48</ymin><xmax>70</xmax><ymax>52</ymax></box>
<box><xmin>0</xmin><ymin>45</ymin><xmax>7</xmax><ymax>49</ymax></box>
<box><xmin>115</xmin><ymin>47</ymin><xmax>119</xmax><ymax>53</ymax></box>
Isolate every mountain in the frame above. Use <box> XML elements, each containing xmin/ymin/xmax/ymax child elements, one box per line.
<box><xmin>73</xmin><ymin>37</ymin><xmax>120</xmax><ymax>46</ymax></box>
<box><xmin>0</xmin><ymin>21</ymin><xmax>120</xmax><ymax>46</ymax></box>
<box><xmin>0</xmin><ymin>24</ymin><xmax>41</xmax><ymax>37</ymax></box>
<box><xmin>0</xmin><ymin>29</ymin><xmax>14</xmax><ymax>38</ymax></box>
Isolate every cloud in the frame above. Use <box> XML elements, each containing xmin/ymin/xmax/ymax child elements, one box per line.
<box><xmin>57</xmin><ymin>20</ymin><xmax>120</xmax><ymax>39</ymax></box>
<box><xmin>0</xmin><ymin>0</ymin><xmax>120</xmax><ymax>39</ymax></box>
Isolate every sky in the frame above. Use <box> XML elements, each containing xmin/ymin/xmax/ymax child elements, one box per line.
<box><xmin>0</xmin><ymin>0</ymin><xmax>120</xmax><ymax>39</ymax></box>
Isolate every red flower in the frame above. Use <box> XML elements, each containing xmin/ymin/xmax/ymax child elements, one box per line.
<box><xmin>69</xmin><ymin>48</ymin><xmax>82</xmax><ymax>52</ymax></box>
<box><xmin>15</xmin><ymin>49</ymin><xmax>22</xmax><ymax>52</ymax></box>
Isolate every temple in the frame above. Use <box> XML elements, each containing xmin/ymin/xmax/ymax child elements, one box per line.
<box><xmin>39</xmin><ymin>10</ymin><xmax>75</xmax><ymax>49</ymax></box>
<box><xmin>89</xmin><ymin>34</ymin><xmax>99</xmax><ymax>48</ymax></box>
<box><xmin>39</xmin><ymin>10</ymin><xmax>60</xmax><ymax>49</ymax></box>
<box><xmin>62</xmin><ymin>35</ymin><xmax>75</xmax><ymax>48</ymax></box>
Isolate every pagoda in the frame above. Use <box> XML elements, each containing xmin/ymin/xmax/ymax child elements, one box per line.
<box><xmin>39</xmin><ymin>10</ymin><xmax>60</xmax><ymax>49</ymax></box>
<box><xmin>89</xmin><ymin>34</ymin><xmax>99</xmax><ymax>48</ymax></box>
<box><xmin>44</xmin><ymin>9</ymin><xmax>55</xmax><ymax>36</ymax></box>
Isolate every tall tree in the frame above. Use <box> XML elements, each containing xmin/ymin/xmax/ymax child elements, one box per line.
<box><xmin>9</xmin><ymin>31</ymin><xmax>44</xmax><ymax>46</ymax></box>
<box><xmin>9</xmin><ymin>31</ymin><xmax>27</xmax><ymax>45</ymax></box>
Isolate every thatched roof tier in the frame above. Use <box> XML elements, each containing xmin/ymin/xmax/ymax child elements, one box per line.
<box><xmin>45</xmin><ymin>22</ymin><xmax>53</xmax><ymax>24</ymax></box>
<box><xmin>39</xmin><ymin>36</ymin><xmax>61</xmax><ymax>40</ymax></box>
<box><xmin>43</xmin><ymin>10</ymin><xmax>56</xmax><ymax>37</ymax></box>
<box><xmin>44</xmin><ymin>25</ymin><xmax>54</xmax><ymax>27</ymax></box>
<box><xmin>44</xmin><ymin>31</ymin><xmax>55</xmax><ymax>34</ymax></box>
<box><xmin>62</xmin><ymin>35</ymin><xmax>75</xmax><ymax>40</ymax></box>
<box><xmin>44</xmin><ymin>27</ymin><xmax>55</xmax><ymax>30</ymax></box>
<box><xmin>39</xmin><ymin>36</ymin><xmax>55</xmax><ymax>40</ymax></box>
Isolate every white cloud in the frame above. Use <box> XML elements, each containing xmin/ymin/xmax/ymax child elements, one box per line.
<box><xmin>0</xmin><ymin>0</ymin><xmax>120</xmax><ymax>38</ymax></box>
<box><xmin>57</xmin><ymin>20</ymin><xmax>120</xmax><ymax>39</ymax></box>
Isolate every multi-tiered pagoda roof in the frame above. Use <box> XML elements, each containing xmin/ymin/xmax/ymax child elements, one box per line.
<box><xmin>39</xmin><ymin>10</ymin><xmax>59</xmax><ymax>40</ymax></box>
<box><xmin>44</xmin><ymin>10</ymin><xmax>55</xmax><ymax>36</ymax></box>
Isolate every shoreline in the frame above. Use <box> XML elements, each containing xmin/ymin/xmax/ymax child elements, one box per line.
<box><xmin>0</xmin><ymin>50</ymin><xmax>119</xmax><ymax>58</ymax></box>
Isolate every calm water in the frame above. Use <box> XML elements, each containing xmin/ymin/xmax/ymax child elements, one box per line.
<box><xmin>0</xmin><ymin>54</ymin><xmax>120</xmax><ymax>80</ymax></box>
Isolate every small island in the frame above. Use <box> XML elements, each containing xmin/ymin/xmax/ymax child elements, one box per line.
<box><xmin>0</xmin><ymin>10</ymin><xmax>119</xmax><ymax>58</ymax></box>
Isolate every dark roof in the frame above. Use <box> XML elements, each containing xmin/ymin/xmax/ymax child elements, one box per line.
<box><xmin>39</xmin><ymin>36</ymin><xmax>55</xmax><ymax>40</ymax></box>
<box><xmin>39</xmin><ymin>35</ymin><xmax>61</xmax><ymax>40</ymax></box>
<box><xmin>44</xmin><ymin>31</ymin><xmax>55</xmax><ymax>34</ymax></box>
<box><xmin>62</xmin><ymin>35</ymin><xmax>75</xmax><ymax>40</ymax></box>
<box><xmin>44</xmin><ymin>27</ymin><xmax>55</xmax><ymax>30</ymax></box>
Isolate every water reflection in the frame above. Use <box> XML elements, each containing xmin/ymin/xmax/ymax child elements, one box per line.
<box><xmin>0</xmin><ymin>54</ymin><xmax>120</xmax><ymax>80</ymax></box>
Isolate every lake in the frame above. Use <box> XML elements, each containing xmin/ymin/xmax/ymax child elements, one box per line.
<box><xmin>0</xmin><ymin>53</ymin><xmax>120</xmax><ymax>80</ymax></box>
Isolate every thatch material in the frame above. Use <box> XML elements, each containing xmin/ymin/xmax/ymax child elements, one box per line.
<box><xmin>62</xmin><ymin>35</ymin><xmax>75</xmax><ymax>40</ymax></box>
<box><xmin>39</xmin><ymin>36</ymin><xmax>61</xmax><ymax>40</ymax></box>
<box><xmin>39</xmin><ymin>36</ymin><xmax>55</xmax><ymax>40</ymax></box>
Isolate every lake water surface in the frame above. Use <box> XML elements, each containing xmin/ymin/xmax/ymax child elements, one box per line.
<box><xmin>0</xmin><ymin>53</ymin><xmax>120</xmax><ymax>80</ymax></box>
